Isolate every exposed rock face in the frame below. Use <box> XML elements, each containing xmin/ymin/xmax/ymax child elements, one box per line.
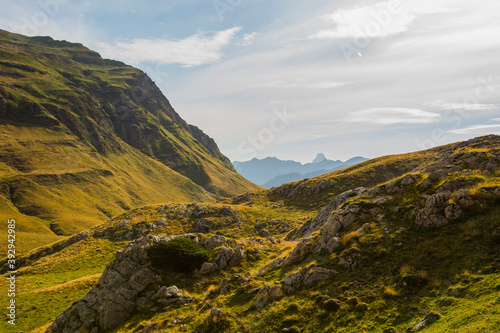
<box><xmin>414</xmin><ymin>191</ymin><xmax>455</xmax><ymax>227</ymax></box>
<box><xmin>413</xmin><ymin>189</ymin><xmax>479</xmax><ymax>227</ymax></box>
<box><xmin>202</xmin><ymin>235</ymin><xmax>227</xmax><ymax>250</ymax></box>
<box><xmin>294</xmin><ymin>188</ymin><xmax>365</xmax><ymax>238</ymax></box>
<box><xmin>456</xmin><ymin>189</ymin><xmax>475</xmax><ymax>208</ymax></box>
<box><xmin>253</xmin><ymin>285</ymin><xmax>281</xmax><ymax>308</ymax></box>
<box><xmin>284</xmin><ymin>265</ymin><xmax>337</xmax><ymax>293</ymax></box>
<box><xmin>258</xmin><ymin>257</ymin><xmax>285</xmax><ymax>276</ymax></box>
<box><xmin>196</xmin><ymin>244</ymin><xmax>245</xmax><ymax>276</ymax></box>
<box><xmin>284</xmin><ymin>237</ymin><xmax>315</xmax><ymax>265</ymax></box>
<box><xmin>47</xmin><ymin>235</ymin><xmax>200</xmax><ymax>332</ymax></box>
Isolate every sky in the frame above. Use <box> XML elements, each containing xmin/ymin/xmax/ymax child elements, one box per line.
<box><xmin>1</xmin><ymin>0</ymin><xmax>499</xmax><ymax>163</ymax></box>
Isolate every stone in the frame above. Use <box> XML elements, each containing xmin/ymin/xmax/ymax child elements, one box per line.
<box><xmin>444</xmin><ymin>204</ymin><xmax>462</xmax><ymax>220</ymax></box>
<box><xmin>152</xmin><ymin>286</ymin><xmax>183</xmax><ymax>301</ymax></box>
<box><xmin>210</xmin><ymin>308</ymin><xmax>224</xmax><ymax>317</ymax></box>
<box><xmin>255</xmin><ymin>222</ymin><xmax>268</xmax><ymax>229</ymax></box>
<box><xmin>227</xmin><ymin>247</ymin><xmax>245</xmax><ymax>267</ymax></box>
<box><xmin>456</xmin><ymin>189</ymin><xmax>474</xmax><ymax>207</ymax></box>
<box><xmin>219</xmin><ymin>279</ymin><xmax>230</xmax><ymax>295</ymax></box>
<box><xmin>296</xmin><ymin>188</ymin><xmax>365</xmax><ymax>238</ymax></box>
<box><xmin>214</xmin><ymin>247</ymin><xmax>235</xmax><ymax>270</ymax></box>
<box><xmin>203</xmin><ymin>235</ymin><xmax>226</xmax><ymax>250</ymax></box>
<box><xmin>258</xmin><ymin>257</ymin><xmax>285</xmax><ymax>276</ymax></box>
<box><xmin>260</xmin><ymin>229</ymin><xmax>270</xmax><ymax>237</ymax></box>
<box><xmin>401</xmin><ymin>174</ymin><xmax>417</xmax><ymax>186</ymax></box>
<box><xmin>199</xmin><ymin>262</ymin><xmax>218</xmax><ymax>275</ymax></box>
<box><xmin>284</xmin><ymin>265</ymin><xmax>337</xmax><ymax>293</ymax></box>
<box><xmin>284</xmin><ymin>237</ymin><xmax>314</xmax><ymax>265</ymax></box>
<box><xmin>142</xmin><ymin>323</ymin><xmax>160</xmax><ymax>333</ymax></box>
<box><xmin>414</xmin><ymin>190</ymin><xmax>461</xmax><ymax>227</ymax></box>
<box><xmin>253</xmin><ymin>285</ymin><xmax>281</xmax><ymax>308</ymax></box>
<box><xmin>303</xmin><ymin>266</ymin><xmax>338</xmax><ymax>285</ymax></box>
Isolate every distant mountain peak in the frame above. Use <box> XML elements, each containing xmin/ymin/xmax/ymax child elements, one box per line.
<box><xmin>312</xmin><ymin>153</ymin><xmax>327</xmax><ymax>164</ymax></box>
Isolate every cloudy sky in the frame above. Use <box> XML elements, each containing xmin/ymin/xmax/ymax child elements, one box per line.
<box><xmin>1</xmin><ymin>0</ymin><xmax>499</xmax><ymax>163</ymax></box>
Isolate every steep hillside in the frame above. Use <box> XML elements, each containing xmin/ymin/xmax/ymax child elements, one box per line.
<box><xmin>2</xmin><ymin>135</ymin><xmax>499</xmax><ymax>332</ymax></box>
<box><xmin>0</xmin><ymin>30</ymin><xmax>258</xmax><ymax>253</ymax></box>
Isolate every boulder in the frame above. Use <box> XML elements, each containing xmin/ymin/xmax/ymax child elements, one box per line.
<box><xmin>258</xmin><ymin>257</ymin><xmax>285</xmax><ymax>276</ymax></box>
<box><xmin>202</xmin><ymin>235</ymin><xmax>226</xmax><ymax>250</ymax></box>
<box><xmin>456</xmin><ymin>189</ymin><xmax>474</xmax><ymax>207</ymax></box>
<box><xmin>152</xmin><ymin>286</ymin><xmax>183</xmax><ymax>301</ymax></box>
<box><xmin>214</xmin><ymin>247</ymin><xmax>235</xmax><ymax>270</ymax></box>
<box><xmin>255</xmin><ymin>222</ymin><xmax>268</xmax><ymax>229</ymax></box>
<box><xmin>284</xmin><ymin>265</ymin><xmax>337</xmax><ymax>293</ymax></box>
<box><xmin>253</xmin><ymin>285</ymin><xmax>281</xmax><ymax>308</ymax></box>
<box><xmin>284</xmin><ymin>237</ymin><xmax>314</xmax><ymax>265</ymax></box>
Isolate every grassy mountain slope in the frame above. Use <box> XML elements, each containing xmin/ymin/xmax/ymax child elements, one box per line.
<box><xmin>0</xmin><ymin>29</ymin><xmax>259</xmax><ymax>253</ymax></box>
<box><xmin>0</xmin><ymin>121</ymin><xmax>212</xmax><ymax>253</ymax></box>
<box><xmin>2</xmin><ymin>136</ymin><xmax>499</xmax><ymax>332</ymax></box>
<box><xmin>0</xmin><ymin>29</ymin><xmax>257</xmax><ymax>196</ymax></box>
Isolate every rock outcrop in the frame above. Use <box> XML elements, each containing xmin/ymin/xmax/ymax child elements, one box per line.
<box><xmin>253</xmin><ymin>285</ymin><xmax>281</xmax><ymax>308</ymax></box>
<box><xmin>47</xmin><ymin>234</ymin><xmax>222</xmax><ymax>332</ymax></box>
<box><xmin>284</xmin><ymin>265</ymin><xmax>338</xmax><ymax>293</ymax></box>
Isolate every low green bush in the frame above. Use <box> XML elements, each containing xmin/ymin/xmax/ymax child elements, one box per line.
<box><xmin>323</xmin><ymin>299</ymin><xmax>341</xmax><ymax>312</ymax></box>
<box><xmin>147</xmin><ymin>238</ymin><xmax>210</xmax><ymax>273</ymax></box>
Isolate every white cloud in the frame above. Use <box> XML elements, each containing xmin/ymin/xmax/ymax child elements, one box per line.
<box><xmin>448</xmin><ymin>124</ymin><xmax>500</xmax><ymax>134</ymax></box>
<box><xmin>309</xmin><ymin>0</ymin><xmax>460</xmax><ymax>40</ymax></box>
<box><xmin>240</xmin><ymin>32</ymin><xmax>259</xmax><ymax>46</ymax></box>
<box><xmin>347</xmin><ymin>108</ymin><xmax>441</xmax><ymax>124</ymax></box>
<box><xmin>97</xmin><ymin>27</ymin><xmax>241</xmax><ymax>67</ymax></box>
<box><xmin>426</xmin><ymin>100</ymin><xmax>498</xmax><ymax>111</ymax></box>
<box><xmin>254</xmin><ymin>80</ymin><xmax>347</xmax><ymax>89</ymax></box>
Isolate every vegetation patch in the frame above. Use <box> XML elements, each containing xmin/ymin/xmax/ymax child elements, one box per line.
<box><xmin>147</xmin><ymin>238</ymin><xmax>210</xmax><ymax>273</ymax></box>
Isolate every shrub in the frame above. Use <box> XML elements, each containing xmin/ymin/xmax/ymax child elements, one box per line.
<box><xmin>347</xmin><ymin>296</ymin><xmax>359</xmax><ymax>307</ymax></box>
<box><xmin>383</xmin><ymin>286</ymin><xmax>399</xmax><ymax>298</ymax></box>
<box><xmin>355</xmin><ymin>302</ymin><xmax>369</xmax><ymax>312</ymax></box>
<box><xmin>323</xmin><ymin>299</ymin><xmax>341</xmax><ymax>312</ymax></box>
<box><xmin>147</xmin><ymin>238</ymin><xmax>210</xmax><ymax>273</ymax></box>
<box><xmin>315</xmin><ymin>295</ymin><xmax>330</xmax><ymax>306</ymax></box>
<box><xmin>341</xmin><ymin>231</ymin><xmax>362</xmax><ymax>247</ymax></box>
<box><xmin>286</xmin><ymin>302</ymin><xmax>302</xmax><ymax>313</ymax></box>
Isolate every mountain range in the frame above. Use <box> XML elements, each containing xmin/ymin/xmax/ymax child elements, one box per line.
<box><xmin>233</xmin><ymin>154</ymin><xmax>368</xmax><ymax>188</ymax></box>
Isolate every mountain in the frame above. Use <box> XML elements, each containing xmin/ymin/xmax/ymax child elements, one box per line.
<box><xmin>233</xmin><ymin>154</ymin><xmax>369</xmax><ymax>188</ymax></box>
<box><xmin>312</xmin><ymin>153</ymin><xmax>327</xmax><ymax>163</ymax></box>
<box><xmin>0</xmin><ymin>29</ymin><xmax>259</xmax><ymax>253</ymax></box>
<box><xmin>4</xmin><ymin>135</ymin><xmax>499</xmax><ymax>332</ymax></box>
